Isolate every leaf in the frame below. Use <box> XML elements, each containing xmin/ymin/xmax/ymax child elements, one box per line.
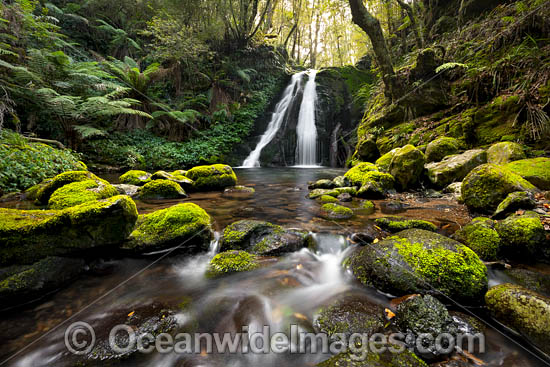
<box><xmin>127</xmin><ymin>311</ymin><xmax>135</xmax><ymax>317</ymax></box>
<box><xmin>384</xmin><ymin>308</ymin><xmax>396</xmax><ymax>320</ymax></box>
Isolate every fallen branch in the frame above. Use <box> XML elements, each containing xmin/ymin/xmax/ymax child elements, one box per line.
<box><xmin>25</xmin><ymin>137</ymin><xmax>65</xmax><ymax>149</ymax></box>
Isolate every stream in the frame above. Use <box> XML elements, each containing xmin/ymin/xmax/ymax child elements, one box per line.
<box><xmin>0</xmin><ymin>168</ymin><xmax>546</xmax><ymax>366</ymax></box>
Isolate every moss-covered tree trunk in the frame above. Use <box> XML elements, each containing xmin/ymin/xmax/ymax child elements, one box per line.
<box><xmin>395</xmin><ymin>0</ymin><xmax>423</xmax><ymax>49</ymax></box>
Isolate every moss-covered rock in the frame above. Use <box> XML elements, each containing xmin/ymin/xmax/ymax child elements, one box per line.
<box><xmin>220</xmin><ymin>220</ymin><xmax>310</xmax><ymax>255</ymax></box>
<box><xmin>461</xmin><ymin>164</ymin><xmax>537</xmax><ymax>213</ymax></box>
<box><xmin>124</xmin><ymin>203</ymin><xmax>213</xmax><ymax>253</ymax></box>
<box><xmin>112</xmin><ymin>184</ymin><xmax>140</xmax><ymax>197</ymax></box>
<box><xmin>487</xmin><ymin>142</ymin><xmax>526</xmax><ymax>165</ymax></box>
<box><xmin>389</xmin><ymin>145</ymin><xmax>426</xmax><ymax>190</ymax></box>
<box><xmin>0</xmin><ymin>256</ymin><xmax>85</xmax><ymax>307</ymax></box>
<box><xmin>495</xmin><ymin>211</ymin><xmax>547</xmax><ymax>258</ymax></box>
<box><xmin>316</xmin><ymin>348</ymin><xmax>427</xmax><ymax>367</ymax></box>
<box><xmin>319</xmin><ymin>195</ymin><xmax>339</xmax><ymax>203</ymax></box>
<box><xmin>308</xmin><ymin>187</ymin><xmax>359</xmax><ymax>199</ymax></box>
<box><xmin>374</xmin><ymin>217</ymin><xmax>437</xmax><ymax>233</ymax></box>
<box><xmin>222</xmin><ymin>185</ymin><xmax>256</xmax><ymax>196</ymax></box>
<box><xmin>35</xmin><ymin>171</ymin><xmax>100</xmax><ymax>204</ymax></box>
<box><xmin>503</xmin><ymin>268</ymin><xmax>550</xmax><ymax>297</ymax></box>
<box><xmin>506</xmin><ymin>158</ymin><xmax>550</xmax><ymax>190</ymax></box>
<box><xmin>360</xmin><ymin>200</ymin><xmax>375</xmax><ymax>214</ymax></box>
<box><xmin>485</xmin><ymin>284</ymin><xmax>550</xmax><ymax>354</ymax></box>
<box><xmin>309</xmin><ymin>179</ymin><xmax>336</xmax><ymax>190</ymax></box>
<box><xmin>425</xmin><ymin>149</ymin><xmax>487</xmax><ymax>188</ymax></box>
<box><xmin>206</xmin><ymin>250</ymin><xmax>259</xmax><ymax>278</ymax></box>
<box><xmin>452</xmin><ymin>217</ymin><xmax>501</xmax><ymax>261</ymax></box>
<box><xmin>346</xmin><ymin>229</ymin><xmax>488</xmax><ymax>302</ymax></box>
<box><xmin>375</xmin><ymin>148</ymin><xmax>399</xmax><ymax>173</ymax></box>
<box><xmin>139</xmin><ymin>180</ymin><xmax>187</xmax><ymax>200</ymax></box>
<box><xmin>425</xmin><ymin>137</ymin><xmax>460</xmax><ymax>163</ymax></box>
<box><xmin>353</xmin><ymin>134</ymin><xmax>380</xmax><ymax>163</ymax></box>
<box><xmin>493</xmin><ymin>191</ymin><xmax>536</xmax><ymax>219</ymax></box>
<box><xmin>321</xmin><ymin>203</ymin><xmax>354</xmax><ymax>220</ymax></box>
<box><xmin>0</xmin><ymin>195</ymin><xmax>138</xmax><ymax>265</ymax></box>
<box><xmin>356</xmin><ymin>171</ymin><xmax>395</xmax><ymax>199</ymax></box>
<box><xmin>186</xmin><ymin>164</ymin><xmax>237</xmax><ymax>191</ymax></box>
<box><xmin>333</xmin><ymin>176</ymin><xmax>350</xmax><ymax>188</ymax></box>
<box><xmin>344</xmin><ymin>162</ymin><xmax>379</xmax><ymax>186</ymax></box>
<box><xmin>151</xmin><ymin>170</ymin><xmax>194</xmax><ymax>190</ymax></box>
<box><xmin>119</xmin><ymin>170</ymin><xmax>152</xmax><ymax>186</ymax></box>
<box><xmin>48</xmin><ymin>179</ymin><xmax>119</xmax><ymax>210</ymax></box>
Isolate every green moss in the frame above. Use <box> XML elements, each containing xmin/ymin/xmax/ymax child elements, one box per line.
<box><xmin>375</xmin><ymin>148</ymin><xmax>399</xmax><ymax>172</ymax></box>
<box><xmin>319</xmin><ymin>195</ymin><xmax>339</xmax><ymax>203</ymax></box>
<box><xmin>344</xmin><ymin>162</ymin><xmax>379</xmax><ymax>186</ymax></box>
<box><xmin>453</xmin><ymin>217</ymin><xmax>501</xmax><ymax>260</ymax></box>
<box><xmin>206</xmin><ymin>250</ymin><xmax>259</xmax><ymax>278</ymax></box>
<box><xmin>172</xmin><ymin>170</ymin><xmax>188</xmax><ymax>176</ymax></box>
<box><xmin>36</xmin><ymin>171</ymin><xmax>99</xmax><ymax>204</ymax></box>
<box><xmin>506</xmin><ymin>158</ymin><xmax>550</xmax><ymax>190</ymax></box>
<box><xmin>389</xmin><ymin>145</ymin><xmax>426</xmax><ymax>190</ymax></box>
<box><xmin>361</xmin><ymin>200</ymin><xmax>375</xmax><ymax>214</ymax></box>
<box><xmin>495</xmin><ymin>211</ymin><xmax>546</xmax><ymax>256</ymax></box>
<box><xmin>221</xmin><ymin>220</ymin><xmax>281</xmax><ymax>251</ymax></box>
<box><xmin>487</xmin><ymin>142</ymin><xmax>526</xmax><ymax>165</ymax></box>
<box><xmin>425</xmin><ymin>137</ymin><xmax>460</xmax><ymax>163</ymax></box>
<box><xmin>47</xmin><ymin>179</ymin><xmax>119</xmax><ymax>210</ymax></box>
<box><xmin>321</xmin><ymin>203</ymin><xmax>354</xmax><ymax>220</ymax></box>
<box><xmin>139</xmin><ymin>180</ymin><xmax>187</xmax><ymax>200</ymax></box>
<box><xmin>186</xmin><ymin>164</ymin><xmax>237</xmax><ymax>191</ymax></box>
<box><xmin>472</xmin><ymin>95</ymin><xmax>522</xmax><ymax>145</ymax></box>
<box><xmin>119</xmin><ymin>170</ymin><xmax>152</xmax><ymax>186</ymax></box>
<box><xmin>375</xmin><ymin>217</ymin><xmax>437</xmax><ymax>232</ymax></box>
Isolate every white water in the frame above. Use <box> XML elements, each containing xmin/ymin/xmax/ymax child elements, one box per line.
<box><xmin>241</xmin><ymin>72</ymin><xmax>307</xmax><ymax>168</ymax></box>
<box><xmin>295</xmin><ymin>70</ymin><xmax>319</xmax><ymax>167</ymax></box>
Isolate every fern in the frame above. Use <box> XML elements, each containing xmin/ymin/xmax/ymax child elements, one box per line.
<box><xmin>73</xmin><ymin>125</ymin><xmax>108</xmax><ymax>139</ymax></box>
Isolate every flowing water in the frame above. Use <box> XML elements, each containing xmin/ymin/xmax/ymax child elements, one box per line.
<box><xmin>295</xmin><ymin>70</ymin><xmax>319</xmax><ymax>167</ymax></box>
<box><xmin>0</xmin><ymin>168</ymin><xmax>547</xmax><ymax>367</ymax></box>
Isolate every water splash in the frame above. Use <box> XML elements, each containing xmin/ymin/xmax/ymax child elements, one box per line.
<box><xmin>295</xmin><ymin>70</ymin><xmax>319</xmax><ymax>167</ymax></box>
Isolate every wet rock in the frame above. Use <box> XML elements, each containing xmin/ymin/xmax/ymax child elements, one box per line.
<box><xmin>119</xmin><ymin>170</ymin><xmax>152</xmax><ymax>186</ymax></box>
<box><xmin>314</xmin><ymin>295</ymin><xmax>385</xmax><ymax>341</ymax></box>
<box><xmin>0</xmin><ymin>256</ymin><xmax>86</xmax><ymax>307</ymax></box>
<box><xmin>452</xmin><ymin>217</ymin><xmax>500</xmax><ymax>261</ymax></box>
<box><xmin>360</xmin><ymin>200</ymin><xmax>375</xmax><ymax>214</ymax></box>
<box><xmin>425</xmin><ymin>137</ymin><xmax>460</xmax><ymax>163</ymax></box>
<box><xmin>333</xmin><ymin>175</ymin><xmax>350</xmax><ymax>188</ymax></box>
<box><xmin>389</xmin><ymin>145</ymin><xmax>426</xmax><ymax>190</ymax></box>
<box><xmin>396</xmin><ymin>295</ymin><xmax>458</xmax><ymax>360</ymax></box>
<box><xmin>495</xmin><ymin>211</ymin><xmax>547</xmax><ymax>258</ymax></box>
<box><xmin>338</xmin><ymin>193</ymin><xmax>353</xmax><ymax>202</ymax></box>
<box><xmin>346</xmin><ymin>229</ymin><xmax>488</xmax><ymax>302</ymax></box>
<box><xmin>505</xmin><ymin>157</ymin><xmax>550</xmax><ymax>190</ymax></box>
<box><xmin>485</xmin><ymin>284</ymin><xmax>550</xmax><ymax>354</ymax></box>
<box><xmin>319</xmin><ymin>195</ymin><xmax>339</xmax><ymax>203</ymax></box>
<box><xmin>487</xmin><ymin>141</ymin><xmax>526</xmax><ymax>165</ymax></box>
<box><xmin>206</xmin><ymin>250</ymin><xmax>259</xmax><ymax>278</ymax></box>
<box><xmin>426</xmin><ymin>149</ymin><xmax>487</xmax><ymax>188</ymax></box>
<box><xmin>48</xmin><ymin>179</ymin><xmax>119</xmax><ymax>209</ymax></box>
<box><xmin>186</xmin><ymin>164</ymin><xmax>237</xmax><ymax>191</ymax></box>
<box><xmin>138</xmin><ymin>179</ymin><xmax>187</xmax><ymax>200</ymax></box>
<box><xmin>220</xmin><ymin>220</ymin><xmax>310</xmax><ymax>255</ymax></box>
<box><xmin>380</xmin><ymin>200</ymin><xmax>410</xmax><ymax>213</ymax></box>
<box><xmin>309</xmin><ymin>179</ymin><xmax>336</xmax><ymax>190</ymax></box>
<box><xmin>124</xmin><ymin>203</ymin><xmax>213</xmax><ymax>254</ymax></box>
<box><xmin>113</xmin><ymin>184</ymin><xmax>140</xmax><ymax>197</ymax></box>
<box><xmin>493</xmin><ymin>191</ymin><xmax>536</xmax><ymax>219</ymax></box>
<box><xmin>374</xmin><ymin>217</ymin><xmax>437</xmax><ymax>233</ymax></box>
<box><xmin>350</xmin><ymin>225</ymin><xmax>386</xmax><ymax>245</ymax></box>
<box><xmin>223</xmin><ymin>185</ymin><xmax>255</xmax><ymax>196</ymax></box>
<box><xmin>443</xmin><ymin>182</ymin><xmax>462</xmax><ymax>197</ymax></box>
<box><xmin>308</xmin><ymin>187</ymin><xmax>358</xmax><ymax>199</ymax></box>
<box><xmin>461</xmin><ymin>164</ymin><xmax>537</xmax><ymax>213</ymax></box>
<box><xmin>503</xmin><ymin>267</ymin><xmax>550</xmax><ymax>297</ymax></box>
<box><xmin>321</xmin><ymin>203</ymin><xmax>354</xmax><ymax>220</ymax></box>
<box><xmin>316</xmin><ymin>348</ymin><xmax>427</xmax><ymax>367</ymax></box>
<box><xmin>0</xmin><ymin>195</ymin><xmax>138</xmax><ymax>265</ymax></box>
<box><xmin>151</xmin><ymin>170</ymin><xmax>194</xmax><ymax>190</ymax></box>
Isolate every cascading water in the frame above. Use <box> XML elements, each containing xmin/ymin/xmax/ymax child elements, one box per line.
<box><xmin>241</xmin><ymin>72</ymin><xmax>307</xmax><ymax>168</ymax></box>
<box><xmin>295</xmin><ymin>70</ymin><xmax>319</xmax><ymax>167</ymax></box>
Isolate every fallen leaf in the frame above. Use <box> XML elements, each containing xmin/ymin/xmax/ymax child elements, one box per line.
<box><xmin>373</xmin><ymin>238</ymin><xmax>379</xmax><ymax>244</ymax></box>
<box><xmin>294</xmin><ymin>313</ymin><xmax>308</xmax><ymax>321</ymax></box>
<box><xmin>516</xmin><ymin>210</ymin><xmax>525</xmax><ymax>215</ymax></box>
<box><xmin>385</xmin><ymin>308</ymin><xmax>396</xmax><ymax>320</ymax></box>
<box><xmin>127</xmin><ymin>311</ymin><xmax>135</xmax><ymax>317</ymax></box>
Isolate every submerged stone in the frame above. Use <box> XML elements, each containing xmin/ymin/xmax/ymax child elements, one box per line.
<box><xmin>186</xmin><ymin>164</ymin><xmax>237</xmax><ymax>191</ymax></box>
<box><xmin>425</xmin><ymin>149</ymin><xmax>487</xmax><ymax>188</ymax></box>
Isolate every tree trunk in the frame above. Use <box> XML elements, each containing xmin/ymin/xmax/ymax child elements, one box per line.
<box><xmin>395</xmin><ymin>0</ymin><xmax>423</xmax><ymax>49</ymax></box>
<box><xmin>348</xmin><ymin>0</ymin><xmax>397</xmax><ymax>99</ymax></box>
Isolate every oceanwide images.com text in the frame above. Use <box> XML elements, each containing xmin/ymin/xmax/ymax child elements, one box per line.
<box><xmin>65</xmin><ymin>322</ymin><xmax>485</xmax><ymax>361</ymax></box>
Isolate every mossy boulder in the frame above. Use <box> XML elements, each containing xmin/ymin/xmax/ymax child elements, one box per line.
<box><xmin>506</xmin><ymin>158</ymin><xmax>550</xmax><ymax>190</ymax></box>
<box><xmin>353</xmin><ymin>134</ymin><xmax>380</xmax><ymax>163</ymax></box>
<box><xmin>485</xmin><ymin>284</ymin><xmax>550</xmax><ymax>354</ymax></box>
<box><xmin>495</xmin><ymin>211</ymin><xmax>547</xmax><ymax>258</ymax></box>
<box><xmin>222</xmin><ymin>186</ymin><xmax>255</xmax><ymax>196</ymax></box>
<box><xmin>461</xmin><ymin>164</ymin><xmax>537</xmax><ymax>213</ymax></box>
<box><xmin>319</xmin><ymin>195</ymin><xmax>339</xmax><ymax>203</ymax></box>
<box><xmin>375</xmin><ymin>148</ymin><xmax>399</xmax><ymax>173</ymax></box>
<box><xmin>339</xmin><ymin>193</ymin><xmax>353</xmax><ymax>202</ymax></box>
<box><xmin>308</xmin><ymin>179</ymin><xmax>336</xmax><ymax>190</ymax></box>
<box><xmin>425</xmin><ymin>137</ymin><xmax>460</xmax><ymax>163</ymax></box>
<box><xmin>321</xmin><ymin>203</ymin><xmax>354</xmax><ymax>220</ymax></box>
<box><xmin>220</xmin><ymin>220</ymin><xmax>310</xmax><ymax>255</ymax></box>
<box><xmin>0</xmin><ymin>256</ymin><xmax>85</xmax><ymax>307</ymax></box>
<box><xmin>308</xmin><ymin>187</ymin><xmax>358</xmax><ymax>199</ymax></box>
<box><xmin>333</xmin><ymin>176</ymin><xmax>350</xmax><ymax>188</ymax></box>
<box><xmin>487</xmin><ymin>142</ymin><xmax>526</xmax><ymax>165</ymax></box>
<box><xmin>314</xmin><ymin>295</ymin><xmax>384</xmax><ymax>341</ymax></box>
<box><xmin>360</xmin><ymin>200</ymin><xmax>375</xmax><ymax>214</ymax></box>
<box><xmin>346</xmin><ymin>229</ymin><xmax>488</xmax><ymax>302</ymax></box>
<box><xmin>344</xmin><ymin>162</ymin><xmax>379</xmax><ymax>186</ymax></box>
<box><xmin>151</xmin><ymin>170</ymin><xmax>194</xmax><ymax>190</ymax></box>
<box><xmin>119</xmin><ymin>170</ymin><xmax>152</xmax><ymax>186</ymax></box>
<box><xmin>124</xmin><ymin>203</ymin><xmax>213</xmax><ymax>253</ymax></box>
<box><xmin>356</xmin><ymin>171</ymin><xmax>395</xmax><ymax>199</ymax></box>
<box><xmin>48</xmin><ymin>179</ymin><xmax>119</xmax><ymax>210</ymax></box>
<box><xmin>425</xmin><ymin>149</ymin><xmax>487</xmax><ymax>188</ymax></box>
<box><xmin>503</xmin><ymin>268</ymin><xmax>550</xmax><ymax>297</ymax></box>
<box><xmin>0</xmin><ymin>195</ymin><xmax>138</xmax><ymax>265</ymax></box>
<box><xmin>35</xmin><ymin>171</ymin><xmax>100</xmax><ymax>204</ymax></box>
<box><xmin>374</xmin><ymin>217</ymin><xmax>437</xmax><ymax>232</ymax></box>
<box><xmin>389</xmin><ymin>145</ymin><xmax>426</xmax><ymax>190</ymax></box>
<box><xmin>493</xmin><ymin>191</ymin><xmax>536</xmax><ymax>219</ymax></box>
<box><xmin>186</xmin><ymin>164</ymin><xmax>237</xmax><ymax>191</ymax></box>
<box><xmin>452</xmin><ymin>217</ymin><xmax>500</xmax><ymax>261</ymax></box>
<box><xmin>139</xmin><ymin>180</ymin><xmax>187</xmax><ymax>200</ymax></box>
<box><xmin>112</xmin><ymin>184</ymin><xmax>140</xmax><ymax>197</ymax></box>
<box><xmin>316</xmin><ymin>348</ymin><xmax>427</xmax><ymax>367</ymax></box>
<box><xmin>206</xmin><ymin>250</ymin><xmax>259</xmax><ymax>278</ymax></box>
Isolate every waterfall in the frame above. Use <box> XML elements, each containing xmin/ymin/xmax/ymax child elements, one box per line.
<box><xmin>295</xmin><ymin>70</ymin><xmax>319</xmax><ymax>167</ymax></box>
<box><xmin>241</xmin><ymin>72</ymin><xmax>306</xmax><ymax>168</ymax></box>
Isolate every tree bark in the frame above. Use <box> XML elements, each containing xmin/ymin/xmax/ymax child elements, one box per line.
<box><xmin>348</xmin><ymin>0</ymin><xmax>397</xmax><ymax>99</ymax></box>
<box><xmin>395</xmin><ymin>0</ymin><xmax>423</xmax><ymax>49</ymax></box>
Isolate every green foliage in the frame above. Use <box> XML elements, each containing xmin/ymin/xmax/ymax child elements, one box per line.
<box><xmin>435</xmin><ymin>62</ymin><xmax>468</xmax><ymax>74</ymax></box>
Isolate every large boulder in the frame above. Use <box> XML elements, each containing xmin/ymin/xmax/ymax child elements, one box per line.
<box><xmin>0</xmin><ymin>195</ymin><xmax>138</xmax><ymax>265</ymax></box>
<box><xmin>48</xmin><ymin>179</ymin><xmax>119</xmax><ymax>209</ymax></box>
<box><xmin>506</xmin><ymin>158</ymin><xmax>550</xmax><ymax>190</ymax></box>
<box><xmin>461</xmin><ymin>164</ymin><xmax>537</xmax><ymax>213</ymax></box>
<box><xmin>124</xmin><ymin>203</ymin><xmax>213</xmax><ymax>253</ymax></box>
<box><xmin>220</xmin><ymin>220</ymin><xmax>310</xmax><ymax>255</ymax></box>
<box><xmin>356</xmin><ymin>172</ymin><xmax>395</xmax><ymax>199</ymax></box>
<box><xmin>375</xmin><ymin>148</ymin><xmax>399</xmax><ymax>172</ymax></box>
<box><xmin>425</xmin><ymin>149</ymin><xmax>487</xmax><ymax>188</ymax></box>
<box><xmin>119</xmin><ymin>170</ymin><xmax>152</xmax><ymax>186</ymax></box>
<box><xmin>452</xmin><ymin>217</ymin><xmax>500</xmax><ymax>261</ymax></box>
<box><xmin>138</xmin><ymin>180</ymin><xmax>187</xmax><ymax>200</ymax></box>
<box><xmin>425</xmin><ymin>137</ymin><xmax>460</xmax><ymax>163</ymax></box>
<box><xmin>150</xmin><ymin>170</ymin><xmax>194</xmax><ymax>191</ymax></box>
<box><xmin>186</xmin><ymin>164</ymin><xmax>237</xmax><ymax>191</ymax></box>
<box><xmin>354</xmin><ymin>134</ymin><xmax>380</xmax><ymax>163</ymax></box>
<box><xmin>35</xmin><ymin>171</ymin><xmax>98</xmax><ymax>204</ymax></box>
<box><xmin>346</xmin><ymin>229</ymin><xmax>488</xmax><ymax>302</ymax></box>
<box><xmin>389</xmin><ymin>145</ymin><xmax>426</xmax><ymax>190</ymax></box>
<box><xmin>495</xmin><ymin>211</ymin><xmax>547</xmax><ymax>258</ymax></box>
<box><xmin>493</xmin><ymin>191</ymin><xmax>536</xmax><ymax>219</ymax></box>
<box><xmin>206</xmin><ymin>250</ymin><xmax>259</xmax><ymax>278</ymax></box>
<box><xmin>344</xmin><ymin>162</ymin><xmax>379</xmax><ymax>186</ymax></box>
<box><xmin>487</xmin><ymin>142</ymin><xmax>526</xmax><ymax>165</ymax></box>
<box><xmin>485</xmin><ymin>284</ymin><xmax>550</xmax><ymax>354</ymax></box>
